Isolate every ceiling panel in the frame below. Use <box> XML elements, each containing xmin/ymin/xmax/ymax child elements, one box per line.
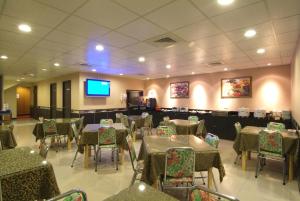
<box><xmin>145</xmin><ymin>0</ymin><xmax>205</xmax><ymax>31</ymax></box>
<box><xmin>45</xmin><ymin>30</ymin><xmax>88</xmax><ymax>47</ymax></box>
<box><xmin>237</xmin><ymin>35</ymin><xmax>277</xmax><ymax>51</ymax></box>
<box><xmin>277</xmin><ymin>30</ymin><xmax>300</xmax><ymax>44</ymax></box>
<box><xmin>124</xmin><ymin>42</ymin><xmax>159</xmax><ymax>54</ymax></box>
<box><xmin>100</xmin><ymin>31</ymin><xmax>138</xmax><ymax>48</ymax></box>
<box><xmin>34</xmin><ymin>0</ymin><xmax>86</xmax><ymax>13</ymax></box>
<box><xmin>266</xmin><ymin>0</ymin><xmax>300</xmax><ymax>19</ymax></box>
<box><xmin>273</xmin><ymin>15</ymin><xmax>300</xmax><ymax>34</ymax></box>
<box><xmin>192</xmin><ymin>34</ymin><xmax>233</xmax><ymax>49</ymax></box>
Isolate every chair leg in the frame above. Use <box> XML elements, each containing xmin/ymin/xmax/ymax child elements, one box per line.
<box><xmin>199</xmin><ymin>172</ymin><xmax>206</xmax><ymax>185</ymax></box>
<box><xmin>131</xmin><ymin>171</ymin><xmax>137</xmax><ymax>186</ymax></box>
<box><xmin>95</xmin><ymin>148</ymin><xmax>99</xmax><ymax>172</ymax></box>
<box><xmin>212</xmin><ymin>173</ymin><xmax>218</xmax><ymax>192</ymax></box>
<box><xmin>71</xmin><ymin>150</ymin><xmax>79</xmax><ymax>168</ymax></box>
<box><xmin>255</xmin><ymin>155</ymin><xmax>260</xmax><ymax>178</ymax></box>
<box><xmin>283</xmin><ymin>157</ymin><xmax>286</xmax><ymax>185</ymax></box>
<box><xmin>234</xmin><ymin>154</ymin><xmax>240</xmax><ymax>164</ymax></box>
<box><xmin>116</xmin><ymin>148</ymin><xmax>119</xmax><ymax>171</ymax></box>
<box><xmin>93</xmin><ymin>145</ymin><xmax>97</xmax><ymax>161</ymax></box>
<box><xmin>99</xmin><ymin>148</ymin><xmax>101</xmax><ymax>162</ymax></box>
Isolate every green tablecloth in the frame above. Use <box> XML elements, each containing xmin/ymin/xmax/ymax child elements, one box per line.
<box><xmin>0</xmin><ymin>125</ymin><xmax>17</xmax><ymax>149</ymax></box>
<box><xmin>128</xmin><ymin>115</ymin><xmax>145</xmax><ymax>128</ymax></box>
<box><xmin>103</xmin><ymin>182</ymin><xmax>179</xmax><ymax>201</ymax></box>
<box><xmin>170</xmin><ymin>119</ymin><xmax>199</xmax><ymax>135</ymax></box>
<box><xmin>0</xmin><ymin>147</ymin><xmax>60</xmax><ymax>201</ymax></box>
<box><xmin>138</xmin><ymin>135</ymin><xmax>225</xmax><ymax>185</ymax></box>
<box><xmin>237</xmin><ymin>126</ymin><xmax>299</xmax><ymax>154</ymax></box>
<box><xmin>32</xmin><ymin>118</ymin><xmax>80</xmax><ymax>141</ymax></box>
<box><xmin>80</xmin><ymin>123</ymin><xmax>128</xmax><ymax>152</ymax></box>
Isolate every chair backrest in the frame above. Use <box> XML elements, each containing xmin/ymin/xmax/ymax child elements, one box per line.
<box><xmin>141</xmin><ymin>112</ymin><xmax>149</xmax><ymax>118</ymax></box>
<box><xmin>99</xmin><ymin>119</ymin><xmax>113</xmax><ymax>126</ymax></box>
<box><xmin>267</xmin><ymin>122</ymin><xmax>285</xmax><ymax>132</ymax></box>
<box><xmin>120</xmin><ymin>115</ymin><xmax>129</xmax><ymax>127</ymax></box>
<box><xmin>196</xmin><ymin>120</ymin><xmax>207</xmax><ymax>138</ymax></box>
<box><xmin>46</xmin><ymin>189</ymin><xmax>87</xmax><ymax>201</ymax></box>
<box><xmin>144</xmin><ymin>115</ymin><xmax>153</xmax><ymax>128</ymax></box>
<box><xmin>234</xmin><ymin>122</ymin><xmax>241</xmax><ymax>136</ymax></box>
<box><xmin>164</xmin><ymin>147</ymin><xmax>195</xmax><ymax>181</ymax></box>
<box><xmin>39</xmin><ymin>142</ymin><xmax>49</xmax><ymax>159</ymax></box>
<box><xmin>42</xmin><ymin>119</ymin><xmax>57</xmax><ymax>136</ymax></box>
<box><xmin>98</xmin><ymin>127</ymin><xmax>116</xmax><ymax>145</ymax></box>
<box><xmin>126</xmin><ymin>135</ymin><xmax>137</xmax><ymax>170</ymax></box>
<box><xmin>129</xmin><ymin>121</ymin><xmax>136</xmax><ymax>137</ymax></box>
<box><xmin>189</xmin><ymin>185</ymin><xmax>239</xmax><ymax>201</ymax></box>
<box><xmin>205</xmin><ymin>133</ymin><xmax>220</xmax><ymax>148</ymax></box>
<box><xmin>259</xmin><ymin>130</ymin><xmax>283</xmax><ymax>155</ymax></box>
<box><xmin>157</xmin><ymin>126</ymin><xmax>176</xmax><ymax>136</ymax></box>
<box><xmin>115</xmin><ymin>113</ymin><xmax>123</xmax><ymax>118</ymax></box>
<box><xmin>8</xmin><ymin>124</ymin><xmax>14</xmax><ymax>132</ymax></box>
<box><xmin>78</xmin><ymin>116</ymin><xmax>85</xmax><ymax>132</ymax></box>
<box><xmin>71</xmin><ymin>123</ymin><xmax>80</xmax><ymax>143</ymax></box>
<box><xmin>163</xmin><ymin>116</ymin><xmax>170</xmax><ymax>121</ymax></box>
<box><xmin>188</xmin><ymin>116</ymin><xmax>199</xmax><ymax>122</ymax></box>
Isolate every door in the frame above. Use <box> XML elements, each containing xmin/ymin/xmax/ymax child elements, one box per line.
<box><xmin>62</xmin><ymin>80</ymin><xmax>71</xmax><ymax>118</ymax></box>
<box><xmin>50</xmin><ymin>83</ymin><xmax>57</xmax><ymax>118</ymax></box>
<box><xmin>17</xmin><ymin>87</ymin><xmax>31</xmax><ymax>116</ymax></box>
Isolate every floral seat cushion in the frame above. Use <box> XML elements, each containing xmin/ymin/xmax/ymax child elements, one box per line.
<box><xmin>63</xmin><ymin>192</ymin><xmax>86</xmax><ymax>201</ymax></box>
<box><xmin>190</xmin><ymin>189</ymin><xmax>218</xmax><ymax>201</ymax></box>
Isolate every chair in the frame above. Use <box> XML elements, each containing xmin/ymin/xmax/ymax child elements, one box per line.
<box><xmin>99</xmin><ymin>119</ymin><xmax>113</xmax><ymax>126</ymax></box>
<box><xmin>120</xmin><ymin>115</ymin><xmax>129</xmax><ymax>127</ymax></box>
<box><xmin>128</xmin><ymin>121</ymin><xmax>137</xmax><ymax>142</ymax></box>
<box><xmin>141</xmin><ymin>115</ymin><xmax>153</xmax><ymax>136</ymax></box>
<box><xmin>39</xmin><ymin>142</ymin><xmax>49</xmax><ymax>159</ymax></box>
<box><xmin>42</xmin><ymin>119</ymin><xmax>60</xmax><ymax>152</ymax></box>
<box><xmin>188</xmin><ymin>116</ymin><xmax>199</xmax><ymax>122</ymax></box>
<box><xmin>255</xmin><ymin>130</ymin><xmax>287</xmax><ymax>185</ymax></box>
<box><xmin>46</xmin><ymin>189</ymin><xmax>87</xmax><ymax>201</ymax></box>
<box><xmin>189</xmin><ymin>185</ymin><xmax>240</xmax><ymax>201</ymax></box>
<box><xmin>95</xmin><ymin>127</ymin><xmax>118</xmax><ymax>172</ymax></box>
<box><xmin>156</xmin><ymin>125</ymin><xmax>176</xmax><ymax>136</ymax></box>
<box><xmin>233</xmin><ymin>122</ymin><xmax>242</xmax><ymax>164</ymax></box>
<box><xmin>126</xmin><ymin>135</ymin><xmax>144</xmax><ymax>185</ymax></box>
<box><xmin>160</xmin><ymin>147</ymin><xmax>195</xmax><ymax>195</ymax></box>
<box><xmin>78</xmin><ymin>116</ymin><xmax>85</xmax><ymax>132</ymax></box>
<box><xmin>267</xmin><ymin>122</ymin><xmax>285</xmax><ymax>132</ymax></box>
<box><xmin>195</xmin><ymin>120</ymin><xmax>207</xmax><ymax>138</ymax></box>
<box><xmin>163</xmin><ymin>116</ymin><xmax>170</xmax><ymax>121</ymax></box>
<box><xmin>141</xmin><ymin>112</ymin><xmax>149</xmax><ymax>118</ymax></box>
<box><xmin>115</xmin><ymin>113</ymin><xmax>123</xmax><ymax>123</ymax></box>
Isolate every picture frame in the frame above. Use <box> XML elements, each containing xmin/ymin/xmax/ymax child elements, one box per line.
<box><xmin>170</xmin><ymin>81</ymin><xmax>189</xmax><ymax>98</ymax></box>
<box><xmin>221</xmin><ymin>76</ymin><xmax>252</xmax><ymax>98</ymax></box>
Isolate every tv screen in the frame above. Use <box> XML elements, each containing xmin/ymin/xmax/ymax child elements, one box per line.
<box><xmin>85</xmin><ymin>79</ymin><xmax>110</xmax><ymax>97</ymax></box>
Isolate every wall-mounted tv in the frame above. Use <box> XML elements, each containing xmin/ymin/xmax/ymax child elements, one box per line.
<box><xmin>85</xmin><ymin>79</ymin><xmax>110</xmax><ymax>97</ymax></box>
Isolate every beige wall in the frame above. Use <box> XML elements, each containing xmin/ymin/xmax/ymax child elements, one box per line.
<box><xmin>36</xmin><ymin>73</ymin><xmax>80</xmax><ymax>109</ymax></box>
<box><xmin>4</xmin><ymin>86</ymin><xmax>17</xmax><ymax>118</ymax></box>
<box><xmin>79</xmin><ymin>73</ymin><xmax>144</xmax><ymax>110</ymax></box>
<box><xmin>291</xmin><ymin>40</ymin><xmax>300</xmax><ymax>124</ymax></box>
<box><xmin>145</xmin><ymin>65</ymin><xmax>291</xmax><ymax>112</ymax></box>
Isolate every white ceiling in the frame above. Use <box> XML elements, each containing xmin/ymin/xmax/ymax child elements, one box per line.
<box><xmin>0</xmin><ymin>0</ymin><xmax>299</xmax><ymax>84</ymax></box>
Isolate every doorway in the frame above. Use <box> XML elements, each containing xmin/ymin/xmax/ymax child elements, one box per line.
<box><xmin>16</xmin><ymin>87</ymin><xmax>32</xmax><ymax>118</ymax></box>
<box><xmin>50</xmin><ymin>83</ymin><xmax>57</xmax><ymax>118</ymax></box>
<box><xmin>62</xmin><ymin>80</ymin><xmax>71</xmax><ymax>118</ymax></box>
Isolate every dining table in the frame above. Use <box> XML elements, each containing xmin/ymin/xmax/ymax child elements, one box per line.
<box><xmin>237</xmin><ymin>126</ymin><xmax>299</xmax><ymax>181</ymax></box>
<box><xmin>0</xmin><ymin>125</ymin><xmax>17</xmax><ymax>149</ymax></box>
<box><xmin>138</xmin><ymin>135</ymin><xmax>225</xmax><ymax>189</ymax></box>
<box><xmin>32</xmin><ymin>118</ymin><xmax>80</xmax><ymax>149</ymax></box>
<box><xmin>170</xmin><ymin>119</ymin><xmax>199</xmax><ymax>135</ymax></box>
<box><xmin>80</xmin><ymin>123</ymin><xmax>128</xmax><ymax>168</ymax></box>
<box><xmin>103</xmin><ymin>182</ymin><xmax>179</xmax><ymax>201</ymax></box>
<box><xmin>0</xmin><ymin>147</ymin><xmax>60</xmax><ymax>201</ymax></box>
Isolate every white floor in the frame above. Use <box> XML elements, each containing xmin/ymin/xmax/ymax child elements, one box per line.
<box><xmin>12</xmin><ymin>119</ymin><xmax>299</xmax><ymax>201</ymax></box>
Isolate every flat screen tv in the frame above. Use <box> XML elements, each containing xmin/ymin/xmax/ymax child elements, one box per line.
<box><xmin>85</xmin><ymin>79</ymin><xmax>110</xmax><ymax>97</ymax></box>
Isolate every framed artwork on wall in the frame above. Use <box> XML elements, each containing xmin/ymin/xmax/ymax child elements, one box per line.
<box><xmin>170</xmin><ymin>81</ymin><xmax>189</xmax><ymax>98</ymax></box>
<box><xmin>221</xmin><ymin>76</ymin><xmax>252</xmax><ymax>98</ymax></box>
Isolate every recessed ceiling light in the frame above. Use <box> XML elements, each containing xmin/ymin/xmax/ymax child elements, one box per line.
<box><xmin>21</xmin><ymin>77</ymin><xmax>25</xmax><ymax>80</ymax></box>
<box><xmin>119</xmin><ymin>73</ymin><xmax>123</xmax><ymax>76</ymax></box>
<box><xmin>138</xmin><ymin>57</ymin><xmax>145</xmax><ymax>62</ymax></box>
<box><xmin>257</xmin><ymin>48</ymin><xmax>266</xmax><ymax>54</ymax></box>
<box><xmin>224</xmin><ymin>68</ymin><xmax>228</xmax><ymax>71</ymax></box>
<box><xmin>0</xmin><ymin>55</ymin><xmax>8</xmax><ymax>60</ymax></box>
<box><xmin>166</xmin><ymin>64</ymin><xmax>171</xmax><ymax>69</ymax></box>
<box><xmin>16</xmin><ymin>79</ymin><xmax>20</xmax><ymax>82</ymax></box>
<box><xmin>95</xmin><ymin>44</ymin><xmax>104</xmax><ymax>51</ymax></box>
<box><xmin>29</xmin><ymin>73</ymin><xmax>34</xmax><ymax>77</ymax></box>
<box><xmin>18</xmin><ymin>24</ymin><xmax>32</xmax><ymax>33</ymax></box>
<box><xmin>166</xmin><ymin>75</ymin><xmax>170</xmax><ymax>78</ymax></box>
<box><xmin>54</xmin><ymin>62</ymin><xmax>60</xmax><ymax>67</ymax></box>
<box><xmin>192</xmin><ymin>72</ymin><xmax>195</xmax><ymax>75</ymax></box>
<box><xmin>267</xmin><ymin>63</ymin><xmax>272</xmax><ymax>66</ymax></box>
<box><xmin>92</xmin><ymin>69</ymin><xmax>96</xmax><ymax>72</ymax></box>
<box><xmin>41</xmin><ymin>68</ymin><xmax>48</xmax><ymax>71</ymax></box>
<box><xmin>146</xmin><ymin>77</ymin><xmax>150</xmax><ymax>80</ymax></box>
<box><xmin>244</xmin><ymin>29</ymin><xmax>256</xmax><ymax>38</ymax></box>
<box><xmin>217</xmin><ymin>0</ymin><xmax>235</xmax><ymax>6</ymax></box>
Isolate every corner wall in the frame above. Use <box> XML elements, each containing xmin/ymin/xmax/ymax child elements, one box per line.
<box><xmin>4</xmin><ymin>86</ymin><xmax>17</xmax><ymax>118</ymax></box>
<box><xmin>291</xmin><ymin>40</ymin><xmax>300</xmax><ymax>125</ymax></box>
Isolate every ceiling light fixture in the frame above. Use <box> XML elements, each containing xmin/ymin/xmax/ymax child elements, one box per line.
<box><xmin>244</xmin><ymin>29</ymin><xmax>256</xmax><ymax>38</ymax></box>
<box><xmin>267</xmin><ymin>63</ymin><xmax>272</xmax><ymax>66</ymax></box>
<box><xmin>146</xmin><ymin>77</ymin><xmax>150</xmax><ymax>80</ymax></box>
<box><xmin>166</xmin><ymin>64</ymin><xmax>171</xmax><ymax>69</ymax></box>
<box><xmin>21</xmin><ymin>77</ymin><xmax>25</xmax><ymax>80</ymax></box>
<box><xmin>95</xmin><ymin>44</ymin><xmax>104</xmax><ymax>51</ymax></box>
<box><xmin>0</xmin><ymin>55</ymin><xmax>8</xmax><ymax>60</ymax></box>
<box><xmin>224</xmin><ymin>68</ymin><xmax>228</xmax><ymax>71</ymax></box>
<box><xmin>92</xmin><ymin>69</ymin><xmax>96</xmax><ymax>72</ymax></box>
<box><xmin>119</xmin><ymin>73</ymin><xmax>123</xmax><ymax>76</ymax></box>
<box><xmin>16</xmin><ymin>79</ymin><xmax>20</xmax><ymax>82</ymax></box>
<box><xmin>166</xmin><ymin>75</ymin><xmax>170</xmax><ymax>78</ymax></box>
<box><xmin>257</xmin><ymin>48</ymin><xmax>266</xmax><ymax>54</ymax></box>
<box><xmin>138</xmin><ymin>57</ymin><xmax>145</xmax><ymax>62</ymax></box>
<box><xmin>192</xmin><ymin>72</ymin><xmax>195</xmax><ymax>75</ymax></box>
<box><xmin>217</xmin><ymin>0</ymin><xmax>235</xmax><ymax>6</ymax></box>
<box><xmin>41</xmin><ymin>68</ymin><xmax>48</xmax><ymax>71</ymax></box>
<box><xmin>29</xmin><ymin>73</ymin><xmax>34</xmax><ymax>77</ymax></box>
<box><xmin>18</xmin><ymin>24</ymin><xmax>32</xmax><ymax>33</ymax></box>
<box><xmin>54</xmin><ymin>62</ymin><xmax>60</xmax><ymax>67</ymax></box>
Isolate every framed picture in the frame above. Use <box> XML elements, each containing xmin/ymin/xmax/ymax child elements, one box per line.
<box><xmin>170</xmin><ymin>81</ymin><xmax>189</xmax><ymax>98</ymax></box>
<box><xmin>221</xmin><ymin>76</ymin><xmax>252</xmax><ymax>98</ymax></box>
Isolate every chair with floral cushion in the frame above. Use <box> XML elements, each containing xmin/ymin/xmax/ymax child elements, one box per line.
<box><xmin>267</xmin><ymin>122</ymin><xmax>285</xmax><ymax>132</ymax></box>
<box><xmin>156</xmin><ymin>125</ymin><xmax>176</xmax><ymax>136</ymax></box>
<box><xmin>233</xmin><ymin>122</ymin><xmax>242</xmax><ymax>165</ymax></box>
<box><xmin>188</xmin><ymin>116</ymin><xmax>199</xmax><ymax>122</ymax></box>
<box><xmin>126</xmin><ymin>135</ymin><xmax>144</xmax><ymax>185</ymax></box>
<box><xmin>42</xmin><ymin>119</ymin><xmax>60</xmax><ymax>152</ymax></box>
<box><xmin>205</xmin><ymin>133</ymin><xmax>220</xmax><ymax>149</ymax></box>
<box><xmin>95</xmin><ymin>127</ymin><xmax>118</xmax><ymax>172</ymax></box>
<box><xmin>163</xmin><ymin>116</ymin><xmax>170</xmax><ymax>122</ymax></box>
<box><xmin>189</xmin><ymin>185</ymin><xmax>239</xmax><ymax>201</ymax></box>
<box><xmin>141</xmin><ymin>115</ymin><xmax>153</xmax><ymax>136</ymax></box>
<box><xmin>160</xmin><ymin>147</ymin><xmax>195</xmax><ymax>195</ymax></box>
<box><xmin>99</xmin><ymin>119</ymin><xmax>113</xmax><ymax>126</ymax></box>
<box><xmin>120</xmin><ymin>115</ymin><xmax>129</xmax><ymax>128</ymax></box>
<box><xmin>255</xmin><ymin>130</ymin><xmax>287</xmax><ymax>185</ymax></box>
<box><xmin>195</xmin><ymin>120</ymin><xmax>207</xmax><ymax>138</ymax></box>
<box><xmin>46</xmin><ymin>189</ymin><xmax>87</xmax><ymax>201</ymax></box>
<box><xmin>128</xmin><ymin>121</ymin><xmax>137</xmax><ymax>142</ymax></box>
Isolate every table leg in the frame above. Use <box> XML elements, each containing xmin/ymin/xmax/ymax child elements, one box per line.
<box><xmin>207</xmin><ymin>168</ymin><xmax>213</xmax><ymax>189</ymax></box>
<box><xmin>288</xmin><ymin>153</ymin><xmax>294</xmax><ymax>182</ymax></box>
<box><xmin>84</xmin><ymin>145</ymin><xmax>89</xmax><ymax>168</ymax></box>
<box><xmin>242</xmin><ymin>151</ymin><xmax>247</xmax><ymax>171</ymax></box>
<box><xmin>88</xmin><ymin>146</ymin><xmax>91</xmax><ymax>157</ymax></box>
<box><xmin>119</xmin><ymin>147</ymin><xmax>124</xmax><ymax>165</ymax></box>
<box><xmin>67</xmin><ymin>138</ymin><xmax>72</xmax><ymax>150</ymax></box>
<box><xmin>247</xmin><ymin>151</ymin><xmax>251</xmax><ymax>160</ymax></box>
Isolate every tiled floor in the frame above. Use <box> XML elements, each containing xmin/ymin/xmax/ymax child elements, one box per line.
<box><xmin>12</xmin><ymin>119</ymin><xmax>299</xmax><ymax>201</ymax></box>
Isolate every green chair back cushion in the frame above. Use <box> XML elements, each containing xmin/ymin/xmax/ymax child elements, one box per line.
<box><xmin>98</xmin><ymin>127</ymin><xmax>116</xmax><ymax>145</ymax></box>
<box><xmin>205</xmin><ymin>133</ymin><xmax>219</xmax><ymax>149</ymax></box>
<box><xmin>259</xmin><ymin>130</ymin><xmax>283</xmax><ymax>155</ymax></box>
<box><xmin>267</xmin><ymin>122</ymin><xmax>285</xmax><ymax>132</ymax></box>
<box><xmin>188</xmin><ymin>116</ymin><xmax>199</xmax><ymax>122</ymax></box>
<box><xmin>157</xmin><ymin>126</ymin><xmax>176</xmax><ymax>136</ymax></box>
<box><xmin>43</xmin><ymin>119</ymin><xmax>57</xmax><ymax>134</ymax></box>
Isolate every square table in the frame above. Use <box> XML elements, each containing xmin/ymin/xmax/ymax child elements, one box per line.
<box><xmin>170</xmin><ymin>119</ymin><xmax>199</xmax><ymax>135</ymax></box>
<box><xmin>138</xmin><ymin>135</ymin><xmax>225</xmax><ymax>189</ymax></box>
<box><xmin>81</xmin><ymin>123</ymin><xmax>128</xmax><ymax>168</ymax></box>
<box><xmin>239</xmin><ymin>126</ymin><xmax>299</xmax><ymax>181</ymax></box>
<box><xmin>0</xmin><ymin>125</ymin><xmax>17</xmax><ymax>149</ymax></box>
<box><xmin>0</xmin><ymin>147</ymin><xmax>60</xmax><ymax>201</ymax></box>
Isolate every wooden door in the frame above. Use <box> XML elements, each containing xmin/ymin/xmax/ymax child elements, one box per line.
<box><xmin>50</xmin><ymin>83</ymin><xmax>57</xmax><ymax>118</ymax></box>
<box><xmin>17</xmin><ymin>87</ymin><xmax>31</xmax><ymax>115</ymax></box>
<box><xmin>62</xmin><ymin>80</ymin><xmax>71</xmax><ymax>118</ymax></box>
